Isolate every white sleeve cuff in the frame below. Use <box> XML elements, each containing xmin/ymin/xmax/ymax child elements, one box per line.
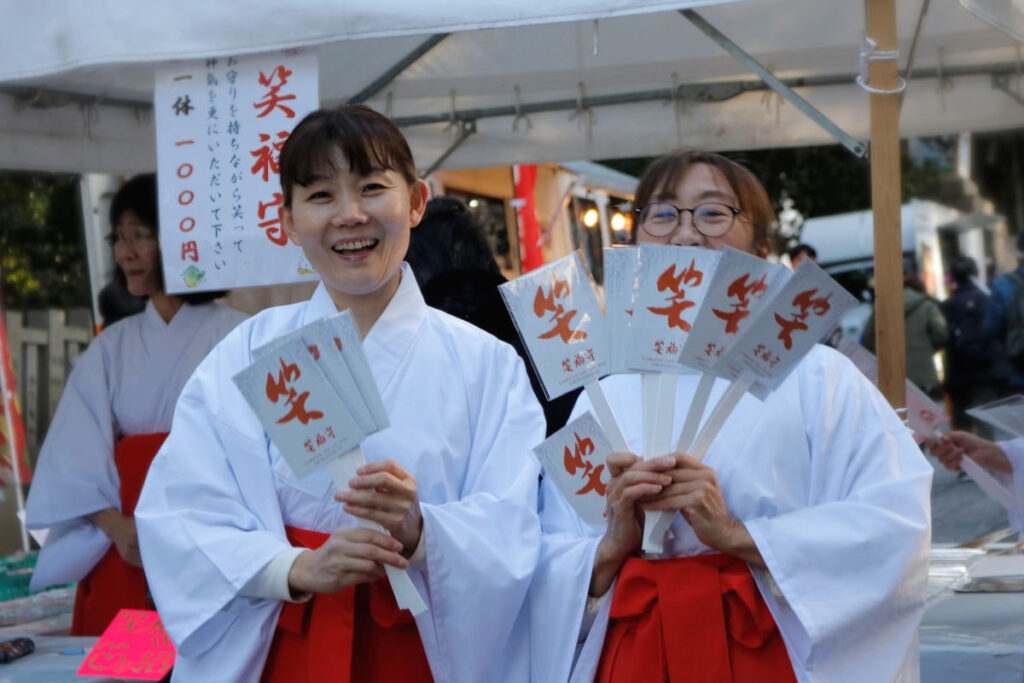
<box><xmin>578</xmin><ymin>592</ymin><xmax>607</xmax><ymax>643</ymax></box>
<box><xmin>239</xmin><ymin>547</ymin><xmax>313</xmax><ymax>603</ymax></box>
<box><xmin>407</xmin><ymin>527</ymin><xmax>427</xmax><ymax>569</ymax></box>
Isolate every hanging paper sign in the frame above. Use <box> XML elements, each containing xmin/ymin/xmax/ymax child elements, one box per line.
<box><xmin>838</xmin><ymin>340</ymin><xmax>951</xmax><ymax>443</ymax></box>
<box><xmin>719</xmin><ymin>260</ymin><xmax>857</xmax><ymax>392</ymax></box>
<box><xmin>154</xmin><ymin>49</ymin><xmax>320</xmax><ymax>293</ymax></box>
<box><xmin>533</xmin><ymin>412</ymin><xmax>613</xmax><ymax>528</ymax></box>
<box><xmin>499</xmin><ymin>252</ymin><xmax>609</xmax><ymax>400</ymax></box>
<box><xmin>234</xmin><ymin>336</ymin><xmax>365</xmax><ymax>479</ymax></box>
<box><xmin>77</xmin><ymin>609</ymin><xmax>175</xmax><ymax>680</ymax></box>
<box><xmin>679</xmin><ymin>248</ymin><xmax>790</xmax><ymax>372</ymax></box>
<box><xmin>603</xmin><ymin>247</ymin><xmax>639</xmax><ymax>375</ymax></box>
<box><xmin>629</xmin><ymin>245</ymin><xmax>721</xmax><ymax>373</ymax></box>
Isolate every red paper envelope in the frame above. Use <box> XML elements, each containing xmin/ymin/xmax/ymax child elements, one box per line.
<box><xmin>77</xmin><ymin>609</ymin><xmax>175</xmax><ymax>680</ymax></box>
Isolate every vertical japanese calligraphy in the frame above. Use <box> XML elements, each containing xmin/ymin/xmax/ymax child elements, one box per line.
<box><xmin>534</xmin><ymin>412</ymin><xmax>614</xmax><ymax>527</ymax></box>
<box><xmin>499</xmin><ymin>252</ymin><xmax>610</xmax><ymax>400</ymax></box>
<box><xmin>154</xmin><ymin>50</ymin><xmax>319</xmax><ymax>293</ymax></box>
<box><xmin>630</xmin><ymin>245</ymin><xmax>721</xmax><ymax>372</ymax></box>
<box><xmin>677</xmin><ymin>247</ymin><xmax>789</xmax><ymax>375</ymax></box>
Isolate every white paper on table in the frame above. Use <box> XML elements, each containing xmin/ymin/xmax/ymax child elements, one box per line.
<box><xmin>968</xmin><ymin>395</ymin><xmax>1024</xmax><ymax>438</ymax></box>
<box><xmin>234</xmin><ymin>337</ymin><xmax>366</xmax><ymax>479</ymax></box>
<box><xmin>714</xmin><ymin>259</ymin><xmax>858</xmax><ymax>397</ymax></box>
<box><xmin>533</xmin><ymin>412</ymin><xmax>613</xmax><ymax>529</ymax></box>
<box><xmin>602</xmin><ymin>246</ymin><xmax>639</xmax><ymax>375</ymax></box>
<box><xmin>499</xmin><ymin>252</ymin><xmax>610</xmax><ymax>400</ymax></box>
<box><xmin>628</xmin><ymin>245</ymin><xmax>721</xmax><ymax>374</ymax></box>
<box><xmin>678</xmin><ymin>248</ymin><xmax>790</xmax><ymax>372</ymax></box>
<box><xmin>963</xmin><ymin>554</ymin><xmax>1024</xmax><ymax>578</ymax></box>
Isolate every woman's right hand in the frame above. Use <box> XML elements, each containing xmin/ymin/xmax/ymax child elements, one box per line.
<box><xmin>589</xmin><ymin>453</ymin><xmax>674</xmax><ymax>597</ymax></box>
<box><xmin>926</xmin><ymin>430</ymin><xmax>1013</xmax><ymax>474</ymax></box>
<box><xmin>287</xmin><ymin>527</ymin><xmax>409</xmax><ymax>595</ymax></box>
<box><xmin>88</xmin><ymin>508</ymin><xmax>142</xmax><ymax>568</ymax></box>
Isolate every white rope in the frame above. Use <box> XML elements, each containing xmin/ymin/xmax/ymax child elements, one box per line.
<box><xmin>855</xmin><ymin>36</ymin><xmax>907</xmax><ymax>95</ymax></box>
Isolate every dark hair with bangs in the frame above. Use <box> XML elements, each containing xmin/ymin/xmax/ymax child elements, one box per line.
<box><xmin>278</xmin><ymin>104</ymin><xmax>418</xmax><ymax>207</ymax></box>
<box><xmin>108</xmin><ymin>173</ymin><xmax>227</xmax><ymax>305</ymax></box>
<box><xmin>632</xmin><ymin>150</ymin><xmax>774</xmax><ymax>249</ymax></box>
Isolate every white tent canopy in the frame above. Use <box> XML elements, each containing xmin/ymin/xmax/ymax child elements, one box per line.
<box><xmin>0</xmin><ymin>0</ymin><xmax>1020</xmax><ymax>175</ymax></box>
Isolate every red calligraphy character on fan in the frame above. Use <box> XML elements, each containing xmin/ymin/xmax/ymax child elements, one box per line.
<box><xmin>773</xmin><ymin>288</ymin><xmax>832</xmax><ymax>350</ymax></box>
<box><xmin>253</xmin><ymin>65</ymin><xmax>297</xmax><ymax>119</ymax></box>
<box><xmin>713</xmin><ymin>272</ymin><xmax>769</xmax><ymax>334</ymax></box>
<box><xmin>534</xmin><ymin>275</ymin><xmax>587</xmax><ymax>343</ymax></box>
<box><xmin>647</xmin><ymin>259</ymin><xmax>703</xmax><ymax>332</ymax></box>
<box><xmin>265</xmin><ymin>358</ymin><xmax>324</xmax><ymax>425</ymax></box>
<box><xmin>563</xmin><ymin>431</ymin><xmax>607</xmax><ymax>496</ymax></box>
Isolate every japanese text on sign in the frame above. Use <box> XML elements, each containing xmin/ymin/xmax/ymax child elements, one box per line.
<box><xmin>154</xmin><ymin>50</ymin><xmax>319</xmax><ymax>293</ymax></box>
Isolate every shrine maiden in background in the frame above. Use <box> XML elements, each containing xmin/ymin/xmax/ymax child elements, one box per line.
<box><xmin>24</xmin><ymin>174</ymin><xmax>247</xmax><ymax>635</ymax></box>
<box><xmin>135</xmin><ymin>105</ymin><xmax>545</xmax><ymax>682</ymax></box>
<box><xmin>531</xmin><ymin>151</ymin><xmax>932</xmax><ymax>682</ymax></box>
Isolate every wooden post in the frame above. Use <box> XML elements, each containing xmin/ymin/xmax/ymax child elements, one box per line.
<box><xmin>866</xmin><ymin>0</ymin><xmax>906</xmax><ymax>409</ymax></box>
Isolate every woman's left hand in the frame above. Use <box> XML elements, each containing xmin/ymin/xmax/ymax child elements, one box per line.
<box><xmin>335</xmin><ymin>460</ymin><xmax>422</xmax><ymax>555</ymax></box>
<box><xmin>644</xmin><ymin>453</ymin><xmax>764</xmax><ymax>567</ymax></box>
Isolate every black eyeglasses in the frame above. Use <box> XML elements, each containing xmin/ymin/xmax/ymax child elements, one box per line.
<box><xmin>636</xmin><ymin>201</ymin><xmax>742</xmax><ymax>238</ymax></box>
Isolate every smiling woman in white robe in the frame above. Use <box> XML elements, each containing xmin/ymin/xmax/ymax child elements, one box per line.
<box><xmin>135</xmin><ymin>105</ymin><xmax>545</xmax><ymax>682</ymax></box>
<box><xmin>24</xmin><ymin>173</ymin><xmax>246</xmax><ymax>636</ymax></box>
<box><xmin>529</xmin><ymin>150</ymin><xmax>932</xmax><ymax>683</ymax></box>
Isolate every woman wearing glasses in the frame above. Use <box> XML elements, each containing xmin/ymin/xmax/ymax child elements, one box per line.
<box><xmin>532</xmin><ymin>150</ymin><xmax>931</xmax><ymax>682</ymax></box>
<box><xmin>25</xmin><ymin>174</ymin><xmax>247</xmax><ymax>635</ymax></box>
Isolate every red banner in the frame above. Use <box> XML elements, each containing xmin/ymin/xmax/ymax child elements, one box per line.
<box><xmin>0</xmin><ymin>309</ymin><xmax>31</xmax><ymax>485</ymax></box>
<box><xmin>514</xmin><ymin>164</ymin><xmax>544</xmax><ymax>273</ymax></box>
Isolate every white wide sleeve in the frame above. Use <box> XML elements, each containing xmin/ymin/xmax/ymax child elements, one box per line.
<box><xmin>135</xmin><ymin>336</ymin><xmax>294</xmax><ymax>682</ymax></box>
<box><xmin>415</xmin><ymin>350</ymin><xmax>545</xmax><ymax>683</ymax></box>
<box><xmin>998</xmin><ymin>437</ymin><xmax>1024</xmax><ymax>529</ymax></box>
<box><xmin>743</xmin><ymin>354</ymin><xmax>933</xmax><ymax>682</ymax></box>
<box><xmin>25</xmin><ymin>342</ymin><xmax>119</xmax><ymax>588</ymax></box>
<box><xmin>530</xmin><ymin>471</ymin><xmax>603</xmax><ymax>683</ymax></box>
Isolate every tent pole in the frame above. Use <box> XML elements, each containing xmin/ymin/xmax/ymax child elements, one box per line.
<box><xmin>679</xmin><ymin>9</ymin><xmax>866</xmax><ymax>157</ymax></box>
<box><xmin>348</xmin><ymin>33</ymin><xmax>449</xmax><ymax>105</ymax></box>
<box><xmin>866</xmin><ymin>0</ymin><xmax>906</xmax><ymax>410</ymax></box>
<box><xmin>419</xmin><ymin>120</ymin><xmax>476</xmax><ymax>176</ymax></box>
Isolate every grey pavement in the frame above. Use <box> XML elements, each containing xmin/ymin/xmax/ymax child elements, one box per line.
<box><xmin>928</xmin><ymin>452</ymin><xmax>1013</xmax><ymax>544</ymax></box>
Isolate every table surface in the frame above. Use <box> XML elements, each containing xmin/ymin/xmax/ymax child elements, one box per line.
<box><xmin>920</xmin><ymin>547</ymin><xmax>1024</xmax><ymax>682</ymax></box>
<box><xmin>0</xmin><ymin>550</ymin><xmax>1020</xmax><ymax>681</ymax></box>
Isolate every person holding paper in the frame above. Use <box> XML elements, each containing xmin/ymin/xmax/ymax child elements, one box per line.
<box><xmin>532</xmin><ymin>150</ymin><xmax>932</xmax><ymax>682</ymax></box>
<box><xmin>24</xmin><ymin>173</ymin><xmax>247</xmax><ymax>635</ymax></box>
<box><xmin>927</xmin><ymin>430</ymin><xmax>1024</xmax><ymax>526</ymax></box>
<box><xmin>135</xmin><ymin>105</ymin><xmax>545</xmax><ymax>682</ymax></box>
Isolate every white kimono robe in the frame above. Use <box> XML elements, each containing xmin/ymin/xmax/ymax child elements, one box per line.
<box><xmin>25</xmin><ymin>301</ymin><xmax>246</xmax><ymax>590</ymax></box>
<box><xmin>995</xmin><ymin>438</ymin><xmax>1024</xmax><ymax>530</ymax></box>
<box><xmin>135</xmin><ymin>267</ymin><xmax>545</xmax><ymax>683</ymax></box>
<box><xmin>532</xmin><ymin>345</ymin><xmax>933</xmax><ymax>683</ymax></box>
